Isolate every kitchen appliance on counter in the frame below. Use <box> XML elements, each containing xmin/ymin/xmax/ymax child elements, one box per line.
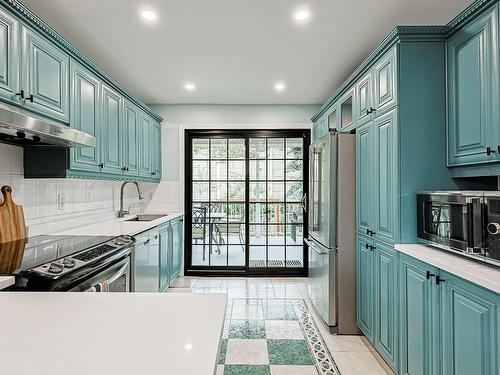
<box><xmin>0</xmin><ymin>235</ymin><xmax>135</xmax><ymax>291</ymax></box>
<box><xmin>305</xmin><ymin>131</ymin><xmax>359</xmax><ymax>334</ymax></box>
<box><xmin>417</xmin><ymin>191</ymin><xmax>500</xmax><ymax>267</ymax></box>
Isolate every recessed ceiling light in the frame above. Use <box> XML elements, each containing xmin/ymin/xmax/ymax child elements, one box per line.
<box><xmin>293</xmin><ymin>8</ymin><xmax>311</xmax><ymax>23</ymax></box>
<box><xmin>140</xmin><ymin>8</ymin><xmax>158</xmax><ymax>22</ymax></box>
<box><xmin>274</xmin><ymin>82</ymin><xmax>286</xmax><ymax>92</ymax></box>
<box><xmin>184</xmin><ymin>83</ymin><xmax>196</xmax><ymax>91</ymax></box>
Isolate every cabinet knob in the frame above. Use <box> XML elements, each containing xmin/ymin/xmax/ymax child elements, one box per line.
<box><xmin>151</xmin><ymin>172</ymin><xmax>157</xmax><ymax>176</ymax></box>
<box><xmin>426</xmin><ymin>271</ymin><xmax>435</xmax><ymax>280</ymax></box>
<box><xmin>25</xmin><ymin>94</ymin><xmax>34</xmax><ymax>103</ymax></box>
<box><xmin>15</xmin><ymin>90</ymin><xmax>25</xmax><ymax>100</ymax></box>
<box><xmin>486</xmin><ymin>147</ymin><xmax>496</xmax><ymax>156</ymax></box>
<box><xmin>436</xmin><ymin>276</ymin><xmax>445</xmax><ymax>285</ymax></box>
<box><xmin>98</xmin><ymin>163</ymin><xmax>104</xmax><ymax>168</ymax></box>
<box><xmin>122</xmin><ymin>166</ymin><xmax>129</xmax><ymax>172</ymax></box>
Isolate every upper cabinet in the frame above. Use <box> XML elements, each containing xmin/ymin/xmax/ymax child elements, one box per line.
<box><xmin>373</xmin><ymin>47</ymin><xmax>397</xmax><ymax>114</ymax></box>
<box><xmin>69</xmin><ymin>61</ymin><xmax>101</xmax><ymax>173</ymax></box>
<box><xmin>21</xmin><ymin>26</ymin><xmax>69</xmax><ymax>123</ymax></box>
<box><xmin>0</xmin><ymin>3</ymin><xmax>163</xmax><ymax>182</ymax></box>
<box><xmin>339</xmin><ymin>89</ymin><xmax>354</xmax><ymax>130</ymax></box>
<box><xmin>355</xmin><ymin>71</ymin><xmax>373</xmax><ymax>125</ymax></box>
<box><xmin>447</xmin><ymin>4</ymin><xmax>500</xmax><ymax>168</ymax></box>
<box><xmin>0</xmin><ymin>11</ymin><xmax>19</xmax><ymax>101</ymax></box>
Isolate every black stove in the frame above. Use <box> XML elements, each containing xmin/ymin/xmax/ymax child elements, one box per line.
<box><xmin>0</xmin><ymin>235</ymin><xmax>135</xmax><ymax>291</ymax></box>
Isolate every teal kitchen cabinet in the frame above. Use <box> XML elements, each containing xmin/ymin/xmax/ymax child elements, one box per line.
<box><xmin>312</xmin><ymin>113</ymin><xmax>328</xmax><ymax>140</ymax></box>
<box><xmin>399</xmin><ymin>254</ymin><xmax>440</xmax><ymax>375</ymax></box>
<box><xmin>356</xmin><ymin>122</ymin><xmax>374</xmax><ymax>236</ymax></box>
<box><xmin>138</xmin><ymin>113</ymin><xmax>152</xmax><ymax>178</ymax></box>
<box><xmin>0</xmin><ymin>9</ymin><xmax>19</xmax><ymax>102</ymax></box>
<box><xmin>123</xmin><ymin>101</ymin><xmax>139</xmax><ymax>176</ymax></box>
<box><xmin>150</xmin><ymin>122</ymin><xmax>161</xmax><ymax>179</ymax></box>
<box><xmin>100</xmin><ymin>84</ymin><xmax>123</xmax><ymax>175</ymax></box>
<box><xmin>356</xmin><ymin>234</ymin><xmax>375</xmax><ymax>340</ymax></box>
<box><xmin>21</xmin><ymin>25</ymin><xmax>69</xmax><ymax>123</ymax></box>
<box><xmin>69</xmin><ymin>61</ymin><xmax>101</xmax><ymax>173</ymax></box>
<box><xmin>373</xmin><ymin>242</ymin><xmax>399</xmax><ymax>372</ymax></box>
<box><xmin>373</xmin><ymin>47</ymin><xmax>397</xmax><ymax>115</ymax></box>
<box><xmin>159</xmin><ymin>222</ymin><xmax>171</xmax><ymax>292</ymax></box>
<box><xmin>169</xmin><ymin>216</ymin><xmax>183</xmax><ymax>284</ymax></box>
<box><xmin>441</xmin><ymin>272</ymin><xmax>500</xmax><ymax>375</ymax></box>
<box><xmin>339</xmin><ymin>89</ymin><xmax>354</xmax><ymax>130</ymax></box>
<box><xmin>354</xmin><ymin>71</ymin><xmax>374</xmax><ymax>126</ymax></box>
<box><xmin>372</xmin><ymin>109</ymin><xmax>398</xmax><ymax>245</ymax></box>
<box><xmin>447</xmin><ymin>4</ymin><xmax>500</xmax><ymax>167</ymax></box>
<box><xmin>134</xmin><ymin>229</ymin><xmax>160</xmax><ymax>292</ymax></box>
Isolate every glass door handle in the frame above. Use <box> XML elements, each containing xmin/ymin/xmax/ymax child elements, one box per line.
<box><xmin>301</xmin><ymin>193</ymin><xmax>307</xmax><ymax>212</ymax></box>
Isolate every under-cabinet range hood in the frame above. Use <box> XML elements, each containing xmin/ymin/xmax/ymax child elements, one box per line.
<box><xmin>0</xmin><ymin>103</ymin><xmax>96</xmax><ymax>148</ymax></box>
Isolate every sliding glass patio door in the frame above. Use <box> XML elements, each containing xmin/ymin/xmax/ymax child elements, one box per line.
<box><xmin>185</xmin><ymin>130</ymin><xmax>309</xmax><ymax>276</ymax></box>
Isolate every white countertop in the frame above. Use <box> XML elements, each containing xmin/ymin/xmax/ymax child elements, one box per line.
<box><xmin>0</xmin><ymin>293</ymin><xmax>226</xmax><ymax>375</ymax></box>
<box><xmin>55</xmin><ymin>212</ymin><xmax>183</xmax><ymax>237</ymax></box>
<box><xmin>0</xmin><ymin>276</ymin><xmax>14</xmax><ymax>290</ymax></box>
<box><xmin>395</xmin><ymin>244</ymin><xmax>500</xmax><ymax>294</ymax></box>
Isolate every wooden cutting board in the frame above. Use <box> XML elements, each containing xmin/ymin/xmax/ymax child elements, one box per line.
<box><xmin>0</xmin><ymin>185</ymin><xmax>26</xmax><ymax>243</ymax></box>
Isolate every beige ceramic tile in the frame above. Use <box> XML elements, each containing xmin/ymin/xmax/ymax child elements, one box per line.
<box><xmin>270</xmin><ymin>365</ymin><xmax>317</xmax><ymax>375</ymax></box>
<box><xmin>225</xmin><ymin>339</ymin><xmax>269</xmax><ymax>365</ymax></box>
<box><xmin>265</xmin><ymin>320</ymin><xmax>303</xmax><ymax>340</ymax></box>
<box><xmin>332</xmin><ymin>351</ymin><xmax>390</xmax><ymax>375</ymax></box>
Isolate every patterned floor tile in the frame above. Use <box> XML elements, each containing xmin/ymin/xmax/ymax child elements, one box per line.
<box><xmin>270</xmin><ymin>365</ymin><xmax>318</xmax><ymax>375</ymax></box>
<box><xmin>267</xmin><ymin>339</ymin><xmax>314</xmax><ymax>366</ymax></box>
<box><xmin>223</xmin><ymin>365</ymin><xmax>271</xmax><ymax>375</ymax></box>
<box><xmin>218</xmin><ymin>339</ymin><xmax>228</xmax><ymax>365</ymax></box>
<box><xmin>225</xmin><ymin>339</ymin><xmax>269</xmax><ymax>365</ymax></box>
<box><xmin>229</xmin><ymin>320</ymin><xmax>266</xmax><ymax>339</ymax></box>
<box><xmin>265</xmin><ymin>320</ymin><xmax>303</xmax><ymax>340</ymax></box>
<box><xmin>231</xmin><ymin>301</ymin><xmax>265</xmax><ymax>320</ymax></box>
<box><xmin>263</xmin><ymin>305</ymin><xmax>297</xmax><ymax>320</ymax></box>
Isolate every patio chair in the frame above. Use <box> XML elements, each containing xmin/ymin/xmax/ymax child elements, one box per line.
<box><xmin>192</xmin><ymin>206</ymin><xmax>208</xmax><ymax>261</ymax></box>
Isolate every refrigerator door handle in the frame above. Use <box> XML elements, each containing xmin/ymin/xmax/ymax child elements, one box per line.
<box><xmin>304</xmin><ymin>238</ymin><xmax>331</xmax><ymax>255</ymax></box>
<box><xmin>301</xmin><ymin>193</ymin><xmax>307</xmax><ymax>213</ymax></box>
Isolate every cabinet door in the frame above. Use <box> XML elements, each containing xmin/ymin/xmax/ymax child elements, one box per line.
<box><xmin>159</xmin><ymin>224</ymin><xmax>170</xmax><ymax>291</ymax></box>
<box><xmin>313</xmin><ymin>115</ymin><xmax>327</xmax><ymax>140</ymax></box>
<box><xmin>21</xmin><ymin>26</ymin><xmax>69</xmax><ymax>122</ymax></box>
<box><xmin>447</xmin><ymin>5</ymin><xmax>499</xmax><ymax>166</ymax></box>
<box><xmin>123</xmin><ymin>102</ymin><xmax>139</xmax><ymax>176</ymax></box>
<box><xmin>69</xmin><ymin>61</ymin><xmax>101</xmax><ymax>172</ymax></box>
<box><xmin>373</xmin><ymin>47</ymin><xmax>397</xmax><ymax>114</ymax></box>
<box><xmin>399</xmin><ymin>254</ymin><xmax>439</xmax><ymax>375</ymax></box>
<box><xmin>0</xmin><ymin>10</ymin><xmax>19</xmax><ymax>101</ymax></box>
<box><xmin>170</xmin><ymin>218</ymin><xmax>182</xmax><ymax>284</ymax></box>
<box><xmin>355</xmin><ymin>71</ymin><xmax>373</xmax><ymax>125</ymax></box>
<box><xmin>134</xmin><ymin>232</ymin><xmax>160</xmax><ymax>292</ymax></box>
<box><xmin>138</xmin><ymin>113</ymin><xmax>151</xmax><ymax>177</ymax></box>
<box><xmin>339</xmin><ymin>90</ymin><xmax>354</xmax><ymax>130</ymax></box>
<box><xmin>441</xmin><ymin>272</ymin><xmax>500</xmax><ymax>375</ymax></box>
<box><xmin>356</xmin><ymin>122</ymin><xmax>374</xmax><ymax>235</ymax></box>
<box><xmin>373</xmin><ymin>243</ymin><xmax>398</xmax><ymax>371</ymax></box>
<box><xmin>101</xmin><ymin>84</ymin><xmax>122</xmax><ymax>174</ymax></box>
<box><xmin>356</xmin><ymin>235</ymin><xmax>374</xmax><ymax>339</ymax></box>
<box><xmin>373</xmin><ymin>109</ymin><xmax>398</xmax><ymax>244</ymax></box>
<box><xmin>150</xmin><ymin>122</ymin><xmax>161</xmax><ymax>179</ymax></box>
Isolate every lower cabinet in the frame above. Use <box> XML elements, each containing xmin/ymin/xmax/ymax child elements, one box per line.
<box><xmin>134</xmin><ymin>216</ymin><xmax>184</xmax><ymax>293</ymax></box>
<box><xmin>356</xmin><ymin>234</ymin><xmax>375</xmax><ymax>340</ymax></box>
<box><xmin>397</xmin><ymin>254</ymin><xmax>500</xmax><ymax>375</ymax></box>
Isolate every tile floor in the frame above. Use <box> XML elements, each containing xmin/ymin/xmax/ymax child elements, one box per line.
<box><xmin>170</xmin><ymin>277</ymin><xmax>395</xmax><ymax>375</ymax></box>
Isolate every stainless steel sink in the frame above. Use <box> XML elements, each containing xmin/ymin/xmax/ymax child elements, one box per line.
<box><xmin>125</xmin><ymin>214</ymin><xmax>167</xmax><ymax>222</ymax></box>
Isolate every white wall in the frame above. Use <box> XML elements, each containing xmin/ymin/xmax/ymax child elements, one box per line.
<box><xmin>0</xmin><ymin>143</ymin><xmax>159</xmax><ymax>236</ymax></box>
<box><xmin>148</xmin><ymin>104</ymin><xmax>317</xmax><ymax>214</ymax></box>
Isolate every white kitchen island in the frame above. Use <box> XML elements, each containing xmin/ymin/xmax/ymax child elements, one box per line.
<box><xmin>0</xmin><ymin>292</ymin><xmax>226</xmax><ymax>375</ymax></box>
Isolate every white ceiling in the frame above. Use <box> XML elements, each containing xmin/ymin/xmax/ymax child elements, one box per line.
<box><xmin>20</xmin><ymin>0</ymin><xmax>474</xmax><ymax>105</ymax></box>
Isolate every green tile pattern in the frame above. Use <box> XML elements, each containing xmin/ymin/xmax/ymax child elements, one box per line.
<box><xmin>218</xmin><ymin>339</ymin><xmax>228</xmax><ymax>364</ymax></box>
<box><xmin>267</xmin><ymin>339</ymin><xmax>314</xmax><ymax>365</ymax></box>
<box><xmin>223</xmin><ymin>365</ymin><xmax>271</xmax><ymax>375</ymax></box>
<box><xmin>229</xmin><ymin>320</ymin><xmax>266</xmax><ymax>339</ymax></box>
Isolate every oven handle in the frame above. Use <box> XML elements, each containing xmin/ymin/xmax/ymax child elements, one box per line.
<box><xmin>84</xmin><ymin>259</ymin><xmax>129</xmax><ymax>292</ymax></box>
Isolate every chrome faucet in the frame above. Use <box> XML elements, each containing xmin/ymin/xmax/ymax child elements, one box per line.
<box><xmin>119</xmin><ymin>181</ymin><xmax>144</xmax><ymax>218</ymax></box>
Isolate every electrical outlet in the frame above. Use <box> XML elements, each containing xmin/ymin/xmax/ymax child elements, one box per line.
<box><xmin>57</xmin><ymin>193</ymin><xmax>65</xmax><ymax>211</ymax></box>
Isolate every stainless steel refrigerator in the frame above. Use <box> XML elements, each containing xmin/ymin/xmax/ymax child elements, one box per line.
<box><xmin>305</xmin><ymin>131</ymin><xmax>359</xmax><ymax>334</ymax></box>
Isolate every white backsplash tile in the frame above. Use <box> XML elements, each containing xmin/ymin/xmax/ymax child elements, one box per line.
<box><xmin>0</xmin><ymin>143</ymin><xmax>160</xmax><ymax>236</ymax></box>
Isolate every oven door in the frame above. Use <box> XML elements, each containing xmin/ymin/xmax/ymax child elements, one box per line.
<box><xmin>68</xmin><ymin>257</ymin><xmax>130</xmax><ymax>292</ymax></box>
<box><xmin>417</xmin><ymin>193</ymin><xmax>484</xmax><ymax>252</ymax></box>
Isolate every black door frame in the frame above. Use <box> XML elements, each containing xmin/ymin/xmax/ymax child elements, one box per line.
<box><xmin>184</xmin><ymin>129</ymin><xmax>310</xmax><ymax>277</ymax></box>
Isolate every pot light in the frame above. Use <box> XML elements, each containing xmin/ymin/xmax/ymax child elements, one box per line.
<box><xmin>140</xmin><ymin>8</ymin><xmax>158</xmax><ymax>22</ymax></box>
<box><xmin>293</xmin><ymin>8</ymin><xmax>311</xmax><ymax>23</ymax></box>
<box><xmin>274</xmin><ymin>82</ymin><xmax>286</xmax><ymax>92</ymax></box>
<box><xmin>184</xmin><ymin>83</ymin><xmax>196</xmax><ymax>91</ymax></box>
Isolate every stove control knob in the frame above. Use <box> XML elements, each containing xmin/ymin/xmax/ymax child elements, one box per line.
<box><xmin>487</xmin><ymin>222</ymin><xmax>500</xmax><ymax>235</ymax></box>
<box><xmin>48</xmin><ymin>262</ymin><xmax>64</xmax><ymax>274</ymax></box>
<box><xmin>63</xmin><ymin>258</ymin><xmax>76</xmax><ymax>268</ymax></box>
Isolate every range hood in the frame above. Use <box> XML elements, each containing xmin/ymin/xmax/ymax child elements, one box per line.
<box><xmin>0</xmin><ymin>103</ymin><xmax>96</xmax><ymax>148</ymax></box>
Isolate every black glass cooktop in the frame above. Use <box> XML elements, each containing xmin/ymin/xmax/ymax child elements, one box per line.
<box><xmin>0</xmin><ymin>235</ymin><xmax>113</xmax><ymax>275</ymax></box>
